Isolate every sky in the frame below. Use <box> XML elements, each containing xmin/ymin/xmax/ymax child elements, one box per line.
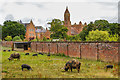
<box><xmin>0</xmin><ymin>0</ymin><xmax>119</xmax><ymax>29</ymax></box>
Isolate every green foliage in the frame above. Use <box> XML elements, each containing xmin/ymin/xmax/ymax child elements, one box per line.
<box><xmin>48</xmin><ymin>19</ymin><xmax>68</xmax><ymax>39</ymax></box>
<box><xmin>66</xmin><ymin>35</ymin><xmax>81</xmax><ymax>41</ymax></box>
<box><xmin>20</xmin><ymin>35</ymin><xmax>24</xmax><ymax>41</ymax></box>
<box><xmin>43</xmin><ymin>36</ymin><xmax>47</xmax><ymax>41</ymax></box>
<box><xmin>5</xmin><ymin>36</ymin><xmax>12</xmax><ymax>41</ymax></box>
<box><xmin>31</xmin><ymin>39</ymin><xmax>37</xmax><ymax>42</ymax></box>
<box><xmin>2</xmin><ymin>20</ymin><xmax>25</xmax><ymax>39</ymax></box>
<box><xmin>108</xmin><ymin>34</ymin><xmax>119</xmax><ymax>41</ymax></box>
<box><xmin>12</xmin><ymin>36</ymin><xmax>22</xmax><ymax>41</ymax></box>
<box><xmin>79</xmin><ymin>20</ymin><xmax>120</xmax><ymax>41</ymax></box>
<box><xmin>86</xmin><ymin>29</ymin><xmax>109</xmax><ymax>41</ymax></box>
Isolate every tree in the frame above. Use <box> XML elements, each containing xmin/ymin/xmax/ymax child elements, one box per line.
<box><xmin>12</xmin><ymin>36</ymin><xmax>22</xmax><ymax>41</ymax></box>
<box><xmin>86</xmin><ymin>29</ymin><xmax>109</xmax><ymax>41</ymax></box>
<box><xmin>108</xmin><ymin>34</ymin><xmax>119</xmax><ymax>41</ymax></box>
<box><xmin>5</xmin><ymin>36</ymin><xmax>12</xmax><ymax>41</ymax></box>
<box><xmin>48</xmin><ymin>19</ymin><xmax>68</xmax><ymax>39</ymax></box>
<box><xmin>79</xmin><ymin>20</ymin><xmax>120</xmax><ymax>41</ymax></box>
<box><xmin>2</xmin><ymin>20</ymin><xmax>25</xmax><ymax>39</ymax></box>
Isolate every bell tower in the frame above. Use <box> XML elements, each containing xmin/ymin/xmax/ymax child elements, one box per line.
<box><xmin>64</xmin><ymin>6</ymin><xmax>71</xmax><ymax>35</ymax></box>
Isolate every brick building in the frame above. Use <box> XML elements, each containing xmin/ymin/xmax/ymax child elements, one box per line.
<box><xmin>19</xmin><ymin>20</ymin><xmax>50</xmax><ymax>41</ymax></box>
<box><xmin>64</xmin><ymin>6</ymin><xmax>87</xmax><ymax>35</ymax></box>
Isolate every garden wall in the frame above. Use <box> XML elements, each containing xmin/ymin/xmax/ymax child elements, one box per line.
<box><xmin>2</xmin><ymin>41</ymin><xmax>119</xmax><ymax>62</ymax></box>
<box><xmin>31</xmin><ymin>42</ymin><xmax>119</xmax><ymax>63</ymax></box>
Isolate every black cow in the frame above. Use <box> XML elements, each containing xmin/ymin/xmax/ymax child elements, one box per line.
<box><xmin>64</xmin><ymin>59</ymin><xmax>81</xmax><ymax>73</ymax></box>
<box><xmin>47</xmin><ymin>53</ymin><xmax>50</xmax><ymax>56</ymax></box>
<box><xmin>21</xmin><ymin>64</ymin><xmax>33</xmax><ymax>71</ymax></box>
<box><xmin>3</xmin><ymin>50</ymin><xmax>6</xmax><ymax>52</ymax></box>
<box><xmin>8</xmin><ymin>53</ymin><xmax>20</xmax><ymax>61</ymax></box>
<box><xmin>32</xmin><ymin>54</ymin><xmax>38</xmax><ymax>56</ymax></box>
<box><xmin>25</xmin><ymin>53</ymin><xmax>29</xmax><ymax>55</ymax></box>
<box><xmin>105</xmin><ymin>65</ymin><xmax>113</xmax><ymax>69</ymax></box>
<box><xmin>38</xmin><ymin>52</ymin><xmax>43</xmax><ymax>55</ymax></box>
<box><xmin>8</xmin><ymin>50</ymin><xmax>10</xmax><ymax>52</ymax></box>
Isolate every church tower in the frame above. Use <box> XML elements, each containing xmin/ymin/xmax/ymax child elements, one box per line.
<box><xmin>64</xmin><ymin>6</ymin><xmax>71</xmax><ymax>35</ymax></box>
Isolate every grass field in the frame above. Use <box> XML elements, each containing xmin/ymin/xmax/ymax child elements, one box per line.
<box><xmin>1</xmin><ymin>47</ymin><xmax>118</xmax><ymax>78</ymax></box>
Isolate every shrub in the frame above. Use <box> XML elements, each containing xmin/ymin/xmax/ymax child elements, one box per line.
<box><xmin>31</xmin><ymin>39</ymin><xmax>37</xmax><ymax>42</ymax></box>
<box><xmin>4</xmin><ymin>36</ymin><xmax>12</xmax><ymax>41</ymax></box>
<box><xmin>43</xmin><ymin>37</ymin><xmax>47</xmax><ymax>41</ymax></box>
<box><xmin>108</xmin><ymin>34</ymin><xmax>119</xmax><ymax>41</ymax></box>
<box><xmin>13</xmin><ymin>36</ymin><xmax>22</xmax><ymax>41</ymax></box>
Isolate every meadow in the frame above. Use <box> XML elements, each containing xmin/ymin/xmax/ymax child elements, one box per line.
<box><xmin>1</xmin><ymin>47</ymin><xmax>118</xmax><ymax>78</ymax></box>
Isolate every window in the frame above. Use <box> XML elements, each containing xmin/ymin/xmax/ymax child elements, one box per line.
<box><xmin>32</xmin><ymin>33</ymin><xmax>34</xmax><ymax>36</ymax></box>
<box><xmin>29</xmin><ymin>33</ymin><xmax>31</xmax><ymax>36</ymax></box>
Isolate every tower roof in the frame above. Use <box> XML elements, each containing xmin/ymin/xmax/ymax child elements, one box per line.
<box><xmin>65</xmin><ymin>6</ymin><xmax>70</xmax><ymax>13</ymax></box>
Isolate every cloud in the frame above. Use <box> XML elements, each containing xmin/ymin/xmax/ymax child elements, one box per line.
<box><xmin>21</xmin><ymin>17</ymin><xmax>35</xmax><ymax>23</ymax></box>
<box><xmin>5</xmin><ymin>14</ymin><xmax>14</xmax><ymax>21</ymax></box>
<box><xmin>15</xmin><ymin>2</ymin><xmax>44</xmax><ymax>8</ymax></box>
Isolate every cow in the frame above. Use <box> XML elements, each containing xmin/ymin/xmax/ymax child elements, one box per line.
<box><xmin>105</xmin><ymin>65</ymin><xmax>113</xmax><ymax>69</ymax></box>
<box><xmin>38</xmin><ymin>52</ymin><xmax>43</xmax><ymax>55</ymax></box>
<box><xmin>21</xmin><ymin>64</ymin><xmax>33</xmax><ymax>71</ymax></box>
<box><xmin>8</xmin><ymin>53</ymin><xmax>20</xmax><ymax>61</ymax></box>
<box><xmin>47</xmin><ymin>53</ymin><xmax>50</xmax><ymax>56</ymax></box>
<box><xmin>64</xmin><ymin>59</ymin><xmax>81</xmax><ymax>73</ymax></box>
<box><xmin>25</xmin><ymin>53</ymin><xmax>29</xmax><ymax>55</ymax></box>
<box><xmin>8</xmin><ymin>50</ymin><xmax>10</xmax><ymax>52</ymax></box>
<box><xmin>3</xmin><ymin>50</ymin><xmax>6</xmax><ymax>52</ymax></box>
<box><xmin>32</xmin><ymin>54</ymin><xmax>38</xmax><ymax>56</ymax></box>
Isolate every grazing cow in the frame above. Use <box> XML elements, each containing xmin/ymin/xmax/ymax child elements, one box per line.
<box><xmin>47</xmin><ymin>53</ymin><xmax>50</xmax><ymax>56</ymax></box>
<box><xmin>8</xmin><ymin>53</ymin><xmax>20</xmax><ymax>61</ymax></box>
<box><xmin>25</xmin><ymin>53</ymin><xmax>29</xmax><ymax>55</ymax></box>
<box><xmin>64</xmin><ymin>59</ymin><xmax>81</xmax><ymax>73</ymax></box>
<box><xmin>38</xmin><ymin>52</ymin><xmax>43</xmax><ymax>55</ymax></box>
<box><xmin>105</xmin><ymin>65</ymin><xmax>113</xmax><ymax>69</ymax></box>
<box><xmin>8</xmin><ymin>50</ymin><xmax>10</xmax><ymax>52</ymax></box>
<box><xmin>32</xmin><ymin>54</ymin><xmax>38</xmax><ymax>56</ymax></box>
<box><xmin>3</xmin><ymin>50</ymin><xmax>6</xmax><ymax>52</ymax></box>
<box><xmin>21</xmin><ymin>64</ymin><xmax>33</xmax><ymax>71</ymax></box>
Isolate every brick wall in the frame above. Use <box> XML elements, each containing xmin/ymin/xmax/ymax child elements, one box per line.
<box><xmin>31</xmin><ymin>42</ymin><xmax>119</xmax><ymax>62</ymax></box>
<box><xmin>2</xmin><ymin>41</ymin><xmax>119</xmax><ymax>62</ymax></box>
<box><xmin>2</xmin><ymin>41</ymin><xmax>14</xmax><ymax>47</ymax></box>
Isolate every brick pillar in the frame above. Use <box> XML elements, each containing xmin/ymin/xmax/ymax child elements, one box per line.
<box><xmin>67</xmin><ymin>44</ymin><xmax>69</xmax><ymax>56</ymax></box>
<box><xmin>80</xmin><ymin>45</ymin><xmax>81</xmax><ymax>59</ymax></box>
<box><xmin>97</xmin><ymin>43</ymin><xmax>99</xmax><ymax>60</ymax></box>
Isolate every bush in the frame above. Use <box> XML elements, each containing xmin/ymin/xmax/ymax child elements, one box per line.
<box><xmin>108</xmin><ymin>34</ymin><xmax>119</xmax><ymax>41</ymax></box>
<box><xmin>13</xmin><ymin>36</ymin><xmax>22</xmax><ymax>41</ymax></box>
<box><xmin>43</xmin><ymin>37</ymin><xmax>47</xmax><ymax>41</ymax></box>
<box><xmin>31</xmin><ymin>39</ymin><xmax>37</xmax><ymax>42</ymax></box>
<box><xmin>4</xmin><ymin>36</ymin><xmax>12</xmax><ymax>41</ymax></box>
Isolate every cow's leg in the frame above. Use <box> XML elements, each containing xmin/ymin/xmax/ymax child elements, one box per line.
<box><xmin>70</xmin><ymin>67</ymin><xmax>72</xmax><ymax>72</ymax></box>
<box><xmin>22</xmin><ymin>68</ymin><xmax>23</xmax><ymax>71</ymax></box>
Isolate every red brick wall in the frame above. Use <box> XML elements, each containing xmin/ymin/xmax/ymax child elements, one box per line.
<box><xmin>98</xmin><ymin>43</ymin><xmax>119</xmax><ymax>62</ymax></box>
<box><xmin>2</xmin><ymin>41</ymin><xmax>14</xmax><ymax>47</ymax></box>
<box><xmin>81</xmin><ymin>43</ymin><xmax>97</xmax><ymax>60</ymax></box>
<box><xmin>68</xmin><ymin>43</ymin><xmax>80</xmax><ymax>57</ymax></box>
<box><xmin>31</xmin><ymin>42</ymin><xmax>119</xmax><ymax>62</ymax></box>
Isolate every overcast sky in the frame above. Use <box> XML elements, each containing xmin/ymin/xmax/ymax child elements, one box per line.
<box><xmin>0</xmin><ymin>0</ymin><xmax>119</xmax><ymax>28</ymax></box>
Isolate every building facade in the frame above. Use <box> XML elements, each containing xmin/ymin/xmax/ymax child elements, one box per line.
<box><xmin>19</xmin><ymin>20</ymin><xmax>50</xmax><ymax>41</ymax></box>
<box><xmin>64</xmin><ymin>6</ymin><xmax>87</xmax><ymax>35</ymax></box>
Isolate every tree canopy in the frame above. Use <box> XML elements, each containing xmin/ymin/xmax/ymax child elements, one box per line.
<box><xmin>2</xmin><ymin>20</ymin><xmax>25</xmax><ymax>40</ymax></box>
<box><xmin>79</xmin><ymin>20</ymin><xmax>120</xmax><ymax>41</ymax></box>
<box><xmin>48</xmin><ymin>19</ymin><xmax>68</xmax><ymax>39</ymax></box>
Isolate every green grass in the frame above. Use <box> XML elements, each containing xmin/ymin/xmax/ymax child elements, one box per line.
<box><xmin>1</xmin><ymin>47</ymin><xmax>118</xmax><ymax>78</ymax></box>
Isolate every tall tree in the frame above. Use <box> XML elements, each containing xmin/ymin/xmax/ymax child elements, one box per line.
<box><xmin>2</xmin><ymin>20</ymin><xmax>25</xmax><ymax>40</ymax></box>
<box><xmin>48</xmin><ymin>19</ymin><xmax>68</xmax><ymax>39</ymax></box>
